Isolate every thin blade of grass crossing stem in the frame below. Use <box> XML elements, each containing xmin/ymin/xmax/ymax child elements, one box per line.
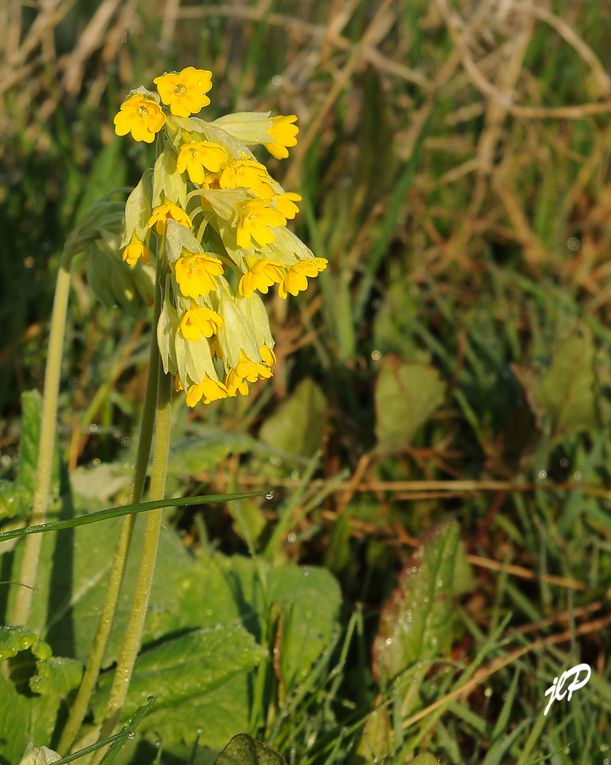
<box><xmin>0</xmin><ymin>492</ymin><xmax>265</xmax><ymax>543</ymax></box>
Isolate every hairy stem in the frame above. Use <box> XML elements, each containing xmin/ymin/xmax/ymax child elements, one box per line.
<box><xmin>11</xmin><ymin>249</ymin><xmax>73</xmax><ymax>626</ymax></box>
<box><xmin>92</xmin><ymin>362</ymin><xmax>173</xmax><ymax>762</ymax></box>
<box><xmin>57</xmin><ymin>281</ymin><xmax>163</xmax><ymax>754</ymax></box>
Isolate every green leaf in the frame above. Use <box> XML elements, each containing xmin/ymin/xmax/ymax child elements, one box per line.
<box><xmin>0</xmin><ymin>625</ymin><xmax>49</xmax><ymax>661</ymax></box>
<box><xmin>0</xmin><ymin>480</ymin><xmax>35</xmax><ymax>520</ymax></box>
<box><xmin>375</xmin><ymin>359</ymin><xmax>445</xmax><ymax>451</ymax></box>
<box><xmin>267</xmin><ymin>565</ymin><xmax>341</xmax><ymax>689</ymax></box>
<box><xmin>512</xmin><ymin>328</ymin><xmax>599</xmax><ymax>439</ymax></box>
<box><xmin>215</xmin><ymin>734</ymin><xmax>286</xmax><ymax>765</ymax></box>
<box><xmin>0</xmin><ymin>675</ymin><xmax>29</xmax><ymax>763</ymax></box>
<box><xmin>259</xmin><ymin>379</ymin><xmax>327</xmax><ymax>457</ymax></box>
<box><xmin>30</xmin><ymin>656</ymin><xmax>83</xmax><ymax>697</ymax></box>
<box><xmin>372</xmin><ymin>520</ymin><xmax>460</xmax><ymax>685</ymax></box>
<box><xmin>411</xmin><ymin>755</ymin><xmax>439</xmax><ymax>765</ymax></box>
<box><xmin>168</xmin><ymin>429</ymin><xmax>257</xmax><ymax>476</ymax></box>
<box><xmin>93</xmin><ymin>626</ymin><xmax>266</xmax><ymax>750</ymax></box>
<box><xmin>17</xmin><ymin>390</ymin><xmax>43</xmax><ymax>495</ymax></box>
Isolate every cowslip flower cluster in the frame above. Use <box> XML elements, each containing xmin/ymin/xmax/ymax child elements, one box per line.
<box><xmin>113</xmin><ymin>67</ymin><xmax>327</xmax><ymax>407</ymax></box>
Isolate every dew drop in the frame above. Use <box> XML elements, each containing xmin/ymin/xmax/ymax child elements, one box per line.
<box><xmin>430</xmin><ymin>636</ymin><xmax>438</xmax><ymax>647</ymax></box>
<box><xmin>371</xmin><ymin>350</ymin><xmax>382</xmax><ymax>361</ymax></box>
<box><xmin>537</xmin><ymin>470</ymin><xmax>547</xmax><ymax>480</ymax></box>
<box><xmin>265</xmin><ymin>491</ymin><xmax>274</xmax><ymax>501</ymax></box>
<box><xmin>287</xmin><ymin>532</ymin><xmax>297</xmax><ymax>544</ymax></box>
<box><xmin>484</xmin><ymin>687</ymin><xmax>492</xmax><ymax>698</ymax></box>
<box><xmin>436</xmin><ymin>579</ymin><xmax>444</xmax><ymax>589</ymax></box>
<box><xmin>572</xmin><ymin>470</ymin><xmax>583</xmax><ymax>481</ymax></box>
<box><xmin>384</xmin><ymin>637</ymin><xmax>393</xmax><ymax>646</ymax></box>
<box><xmin>559</xmin><ymin>457</ymin><xmax>569</xmax><ymax>468</ymax></box>
<box><xmin>147</xmin><ymin>694</ymin><xmax>155</xmax><ymax>702</ymax></box>
<box><xmin>566</xmin><ymin>236</ymin><xmax>580</xmax><ymax>251</ymax></box>
<box><xmin>127</xmin><ymin>731</ymin><xmax>136</xmax><ymax>740</ymax></box>
<box><xmin>303</xmin><ymin>569</ymin><xmax>310</xmax><ymax>577</ymax></box>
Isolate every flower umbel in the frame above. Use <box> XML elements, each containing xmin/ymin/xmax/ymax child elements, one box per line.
<box><xmin>111</xmin><ymin>68</ymin><xmax>319</xmax><ymax>407</ymax></box>
<box><xmin>154</xmin><ymin>67</ymin><xmax>213</xmax><ymax>117</ymax></box>
<box><xmin>114</xmin><ymin>93</ymin><xmax>166</xmax><ymax>143</ymax></box>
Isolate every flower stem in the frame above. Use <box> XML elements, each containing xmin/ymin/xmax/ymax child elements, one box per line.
<box><xmin>92</xmin><ymin>362</ymin><xmax>173</xmax><ymax>762</ymax></box>
<box><xmin>11</xmin><ymin>250</ymin><xmax>73</xmax><ymax>627</ymax></box>
<box><xmin>57</xmin><ymin>289</ymin><xmax>163</xmax><ymax>755</ymax></box>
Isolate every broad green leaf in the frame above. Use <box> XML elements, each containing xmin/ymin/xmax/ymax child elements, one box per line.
<box><xmin>0</xmin><ymin>480</ymin><xmax>35</xmax><ymax>520</ymax></box>
<box><xmin>512</xmin><ymin>328</ymin><xmax>599</xmax><ymax>439</ymax></box>
<box><xmin>93</xmin><ymin>626</ymin><xmax>266</xmax><ymax>749</ymax></box>
<box><xmin>375</xmin><ymin>359</ymin><xmax>445</xmax><ymax>451</ymax></box>
<box><xmin>411</xmin><ymin>755</ymin><xmax>439</xmax><ymax>765</ymax></box>
<box><xmin>0</xmin><ymin>675</ymin><xmax>29</xmax><ymax>763</ymax></box>
<box><xmin>0</xmin><ymin>625</ymin><xmax>50</xmax><ymax>660</ymax></box>
<box><xmin>259</xmin><ymin>379</ymin><xmax>326</xmax><ymax>457</ymax></box>
<box><xmin>17</xmin><ymin>390</ymin><xmax>43</xmax><ymax>495</ymax></box>
<box><xmin>7</xmin><ymin>496</ymin><xmax>196</xmax><ymax>665</ymax></box>
<box><xmin>215</xmin><ymin>734</ymin><xmax>286</xmax><ymax>765</ymax></box>
<box><xmin>168</xmin><ymin>429</ymin><xmax>257</xmax><ymax>476</ymax></box>
<box><xmin>372</xmin><ymin>520</ymin><xmax>460</xmax><ymax>685</ymax></box>
<box><xmin>0</xmin><ymin>391</ymin><xmax>59</xmax><ymax>522</ymax></box>
<box><xmin>267</xmin><ymin>565</ymin><xmax>341</xmax><ymax>689</ymax></box>
<box><xmin>30</xmin><ymin>656</ymin><xmax>83</xmax><ymax>697</ymax></box>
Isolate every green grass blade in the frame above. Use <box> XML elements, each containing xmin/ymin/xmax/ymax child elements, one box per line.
<box><xmin>0</xmin><ymin>491</ymin><xmax>265</xmax><ymax>543</ymax></box>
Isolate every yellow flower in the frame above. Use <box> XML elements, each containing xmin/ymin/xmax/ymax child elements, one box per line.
<box><xmin>220</xmin><ymin>158</ymin><xmax>274</xmax><ymax>199</ymax></box>
<box><xmin>278</xmin><ymin>257</ymin><xmax>328</xmax><ymax>299</ymax></box>
<box><xmin>226</xmin><ymin>369</ymin><xmax>249</xmax><ymax>397</ymax></box>
<box><xmin>235</xmin><ymin>352</ymin><xmax>273</xmax><ymax>383</ymax></box>
<box><xmin>264</xmin><ymin>115</ymin><xmax>298</xmax><ymax>159</ymax></box>
<box><xmin>236</xmin><ymin>199</ymin><xmax>286</xmax><ymax>249</ymax></box>
<box><xmin>178</xmin><ymin>306</ymin><xmax>223</xmax><ymax>340</ymax></box>
<box><xmin>259</xmin><ymin>344</ymin><xmax>276</xmax><ymax>367</ymax></box>
<box><xmin>274</xmin><ymin>192</ymin><xmax>301</xmax><ymax>220</ymax></box>
<box><xmin>122</xmin><ymin>237</ymin><xmax>151</xmax><ymax>266</ymax></box>
<box><xmin>175</xmin><ymin>253</ymin><xmax>224</xmax><ymax>298</ymax></box>
<box><xmin>154</xmin><ymin>67</ymin><xmax>213</xmax><ymax>117</ymax></box>
<box><xmin>113</xmin><ymin>93</ymin><xmax>166</xmax><ymax>143</ymax></box>
<box><xmin>238</xmin><ymin>257</ymin><xmax>285</xmax><ymax>298</ymax></box>
<box><xmin>185</xmin><ymin>376</ymin><xmax>228</xmax><ymax>407</ymax></box>
<box><xmin>148</xmin><ymin>202</ymin><xmax>192</xmax><ymax>235</ymax></box>
<box><xmin>177</xmin><ymin>141</ymin><xmax>229</xmax><ymax>184</ymax></box>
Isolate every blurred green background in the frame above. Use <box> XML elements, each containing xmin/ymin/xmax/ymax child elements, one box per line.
<box><xmin>0</xmin><ymin>0</ymin><xmax>609</xmax><ymax>762</ymax></box>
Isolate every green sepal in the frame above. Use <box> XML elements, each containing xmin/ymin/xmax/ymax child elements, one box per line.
<box><xmin>237</xmin><ymin>294</ymin><xmax>274</xmax><ymax>351</ymax></box>
<box><xmin>87</xmin><ymin>241</ymin><xmax>155</xmax><ymax>316</ymax></box>
<box><xmin>120</xmin><ymin>169</ymin><xmax>153</xmax><ymax>248</ymax></box>
<box><xmin>157</xmin><ymin>278</ymin><xmax>179</xmax><ymax>377</ymax></box>
<box><xmin>210</xmin><ymin>112</ymin><xmax>274</xmax><ymax>144</ymax></box>
<box><xmin>174</xmin><ymin>331</ymin><xmax>218</xmax><ymax>389</ymax></box>
<box><xmin>152</xmin><ymin>145</ymin><xmax>187</xmax><ymax>208</ymax></box>
<box><xmin>266</xmin><ymin>226</ymin><xmax>313</xmax><ymax>265</ymax></box>
<box><xmin>165</xmin><ymin>219</ymin><xmax>203</xmax><ymax>264</ymax></box>
<box><xmin>216</xmin><ymin>295</ymin><xmax>259</xmax><ymax>369</ymax></box>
